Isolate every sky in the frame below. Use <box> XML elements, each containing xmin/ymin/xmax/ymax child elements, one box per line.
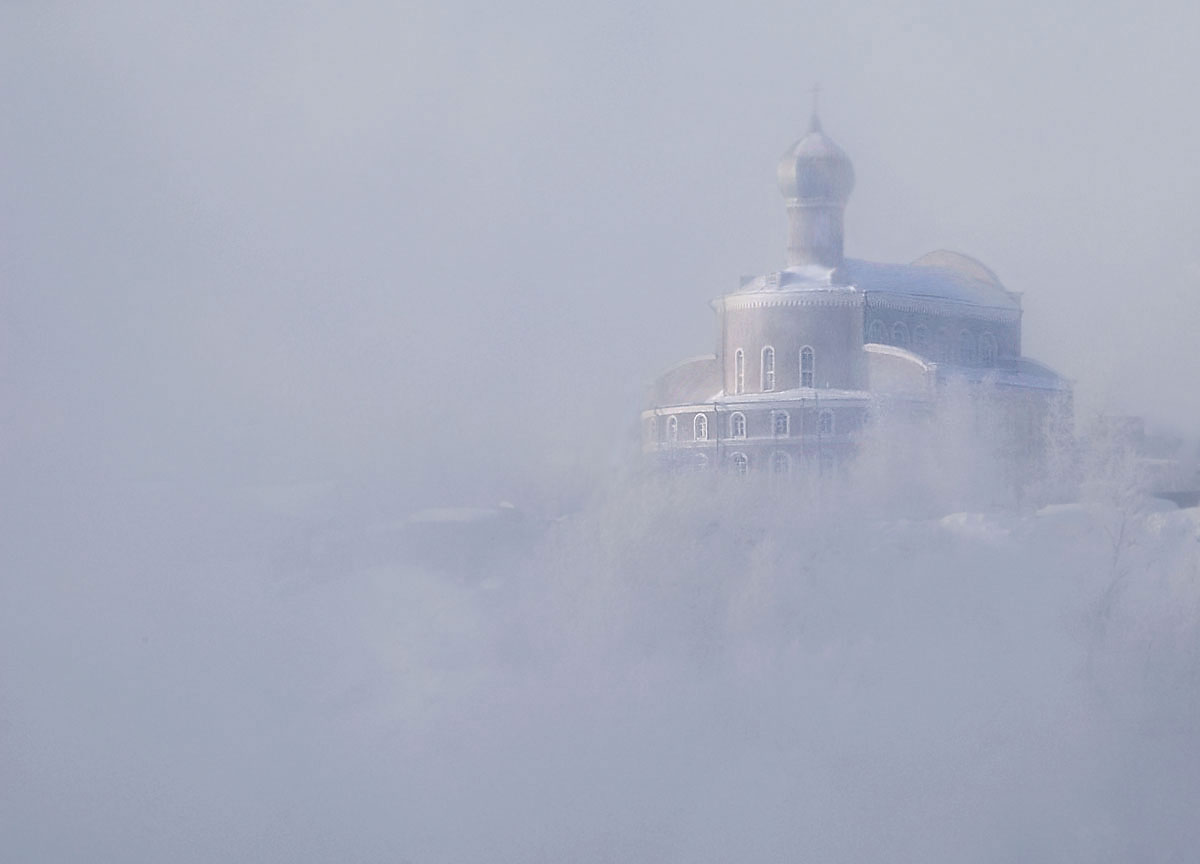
<box><xmin>4</xmin><ymin>0</ymin><xmax>1199</xmax><ymax>499</ymax></box>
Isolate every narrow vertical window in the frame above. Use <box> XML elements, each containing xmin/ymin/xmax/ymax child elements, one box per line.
<box><xmin>959</xmin><ymin>330</ymin><xmax>975</xmax><ymax>364</ymax></box>
<box><xmin>773</xmin><ymin>411</ymin><xmax>789</xmax><ymax>437</ymax></box>
<box><xmin>667</xmin><ymin>415</ymin><xmax>678</xmax><ymax>442</ymax></box>
<box><xmin>694</xmin><ymin>413</ymin><xmax>708</xmax><ymax>441</ymax></box>
<box><xmin>730</xmin><ymin>412</ymin><xmax>746</xmax><ymax>439</ymax></box>
<box><xmin>693</xmin><ymin>452</ymin><xmax>709</xmax><ymax>472</ymax></box>
<box><xmin>772</xmin><ymin>451</ymin><xmax>791</xmax><ymax>475</ymax></box>
<box><xmin>800</xmin><ymin>346</ymin><xmax>814</xmax><ymax>388</ymax></box>
<box><xmin>761</xmin><ymin>346</ymin><xmax>775</xmax><ymax>392</ymax></box>
<box><xmin>979</xmin><ymin>332</ymin><xmax>997</xmax><ymax>366</ymax></box>
<box><xmin>892</xmin><ymin>322</ymin><xmax>909</xmax><ymax>347</ymax></box>
<box><xmin>936</xmin><ymin>328</ymin><xmax>950</xmax><ymax>362</ymax></box>
<box><xmin>868</xmin><ymin>320</ymin><xmax>886</xmax><ymax>343</ymax></box>
<box><xmin>731</xmin><ymin>452</ymin><xmax>749</xmax><ymax>476</ymax></box>
<box><xmin>734</xmin><ymin>349</ymin><xmax>745</xmax><ymax>395</ymax></box>
<box><xmin>819</xmin><ymin>409</ymin><xmax>834</xmax><ymax>435</ymax></box>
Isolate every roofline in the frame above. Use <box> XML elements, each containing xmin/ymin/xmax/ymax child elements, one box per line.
<box><xmin>655</xmin><ymin>353</ymin><xmax>717</xmax><ymax>377</ymax></box>
<box><xmin>864</xmin><ymin>342</ymin><xmax>937</xmax><ymax>372</ymax></box>
<box><xmin>862</xmin><ymin>291</ymin><xmax>1020</xmax><ymax>320</ymax></box>
<box><xmin>643</xmin><ymin>389</ymin><xmax>876</xmax><ymax>416</ymax></box>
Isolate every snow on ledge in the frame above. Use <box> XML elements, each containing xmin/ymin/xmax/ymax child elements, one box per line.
<box><xmin>864</xmin><ymin>342</ymin><xmax>937</xmax><ymax>372</ymax></box>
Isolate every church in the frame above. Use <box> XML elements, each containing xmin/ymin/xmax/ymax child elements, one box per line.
<box><xmin>642</xmin><ymin>111</ymin><xmax>1071</xmax><ymax>477</ymax></box>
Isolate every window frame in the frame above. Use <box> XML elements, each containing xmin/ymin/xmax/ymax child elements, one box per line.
<box><xmin>694</xmin><ymin>413</ymin><xmax>708</xmax><ymax>441</ymax></box>
<box><xmin>978</xmin><ymin>332</ymin><xmax>998</xmax><ymax>366</ymax></box>
<box><xmin>761</xmin><ymin>346</ymin><xmax>776</xmax><ymax>392</ymax></box>
<box><xmin>959</xmin><ymin>329</ymin><xmax>976</xmax><ymax>365</ymax></box>
<box><xmin>936</xmin><ymin>328</ymin><xmax>951</xmax><ymax>363</ymax></box>
<box><xmin>772</xmin><ymin>410</ymin><xmax>790</xmax><ymax>437</ymax></box>
<box><xmin>730</xmin><ymin>411</ymin><xmax>747</xmax><ymax>440</ymax></box>
<box><xmin>731</xmin><ymin>452</ymin><xmax>749</xmax><ymax>476</ymax></box>
<box><xmin>734</xmin><ymin>348</ymin><xmax>745</xmax><ymax>395</ymax></box>
<box><xmin>818</xmin><ymin>409</ymin><xmax>834</xmax><ymax>435</ymax></box>
<box><xmin>800</xmin><ymin>346</ymin><xmax>815</xmax><ymax>388</ymax></box>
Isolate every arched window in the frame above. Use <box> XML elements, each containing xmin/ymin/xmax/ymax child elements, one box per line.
<box><xmin>978</xmin><ymin>332</ymin><xmax>997</xmax><ymax>366</ymax></box>
<box><xmin>731</xmin><ymin>452</ymin><xmax>749</xmax><ymax>476</ymax></box>
<box><xmin>773</xmin><ymin>411</ymin><xmax>789</xmax><ymax>436</ymax></box>
<box><xmin>913</xmin><ymin>324</ymin><xmax>929</xmax><ymax>352</ymax></box>
<box><xmin>694</xmin><ymin>413</ymin><xmax>708</xmax><ymax>441</ymax></box>
<box><xmin>761</xmin><ymin>346</ymin><xmax>775</xmax><ymax>392</ymax></box>
<box><xmin>819</xmin><ymin>409</ymin><xmax>834</xmax><ymax>435</ymax></box>
<box><xmin>730</xmin><ymin>412</ymin><xmax>746</xmax><ymax>439</ymax></box>
<box><xmin>959</xmin><ymin>330</ymin><xmax>975</xmax><ymax>365</ymax></box>
<box><xmin>693</xmin><ymin>452</ymin><xmax>710</xmax><ymax>472</ymax></box>
<box><xmin>667</xmin><ymin>415</ymin><xmax>678</xmax><ymax>442</ymax></box>
<box><xmin>800</xmin><ymin>346</ymin><xmax>814</xmax><ymax>388</ymax></box>
<box><xmin>868</xmin><ymin>319</ymin><xmax>886</xmax><ymax>343</ymax></box>
<box><xmin>772</xmin><ymin>451</ymin><xmax>791</xmax><ymax>475</ymax></box>
<box><xmin>892</xmin><ymin>321</ymin><xmax>909</xmax><ymax>347</ymax></box>
<box><xmin>734</xmin><ymin>349</ymin><xmax>745</xmax><ymax>394</ymax></box>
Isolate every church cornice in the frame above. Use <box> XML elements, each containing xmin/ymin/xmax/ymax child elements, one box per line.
<box><xmin>864</xmin><ymin>292</ymin><xmax>1021</xmax><ymax>323</ymax></box>
<box><xmin>719</xmin><ymin>288</ymin><xmax>1021</xmax><ymax>322</ymax></box>
<box><xmin>719</xmin><ymin>291</ymin><xmax>864</xmax><ymax>312</ymax></box>
<box><xmin>642</xmin><ymin>390</ymin><xmax>876</xmax><ymax>417</ymax></box>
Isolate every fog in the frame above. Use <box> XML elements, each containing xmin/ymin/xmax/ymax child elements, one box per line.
<box><xmin>3</xmin><ymin>1</ymin><xmax>1200</xmax><ymax>861</ymax></box>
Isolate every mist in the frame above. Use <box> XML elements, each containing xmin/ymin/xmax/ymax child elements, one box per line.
<box><xmin>4</xmin><ymin>1</ymin><xmax>1200</xmax><ymax>861</ymax></box>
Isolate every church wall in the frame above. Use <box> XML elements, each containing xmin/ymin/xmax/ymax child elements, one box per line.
<box><xmin>862</xmin><ymin>306</ymin><xmax>1021</xmax><ymax>366</ymax></box>
<box><xmin>642</xmin><ymin>403</ymin><xmax>868</xmax><ymax>453</ymax></box>
<box><xmin>721</xmin><ymin>303</ymin><xmax>865</xmax><ymax>393</ymax></box>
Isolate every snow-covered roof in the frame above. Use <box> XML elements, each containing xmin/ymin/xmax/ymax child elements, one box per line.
<box><xmin>844</xmin><ymin>257</ymin><xmax>1020</xmax><ymax>311</ymax></box>
<box><xmin>863</xmin><ymin>342</ymin><xmax>936</xmax><ymax>372</ymax></box>
<box><xmin>732</xmin><ymin>251</ymin><xmax>1020</xmax><ymax>312</ymax></box>
<box><xmin>938</xmin><ymin>357</ymin><xmax>1072</xmax><ymax>392</ymax></box>
<box><xmin>645</xmin><ymin>388</ymin><xmax>875</xmax><ymax>412</ymax></box>
<box><xmin>709</xmin><ymin>387</ymin><xmax>873</xmax><ymax>404</ymax></box>
<box><xmin>640</xmin><ymin>386</ymin><xmax>876</xmax><ymax>417</ymax></box>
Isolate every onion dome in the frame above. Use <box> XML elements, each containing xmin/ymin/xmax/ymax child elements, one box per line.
<box><xmin>776</xmin><ymin>114</ymin><xmax>856</xmax><ymax>204</ymax></box>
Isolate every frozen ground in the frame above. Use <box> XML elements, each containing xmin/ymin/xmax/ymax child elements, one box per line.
<box><xmin>3</xmin><ymin>476</ymin><xmax>1200</xmax><ymax>863</ymax></box>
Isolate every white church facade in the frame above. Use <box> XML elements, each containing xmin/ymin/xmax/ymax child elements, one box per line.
<box><xmin>642</xmin><ymin>112</ymin><xmax>1071</xmax><ymax>477</ymax></box>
